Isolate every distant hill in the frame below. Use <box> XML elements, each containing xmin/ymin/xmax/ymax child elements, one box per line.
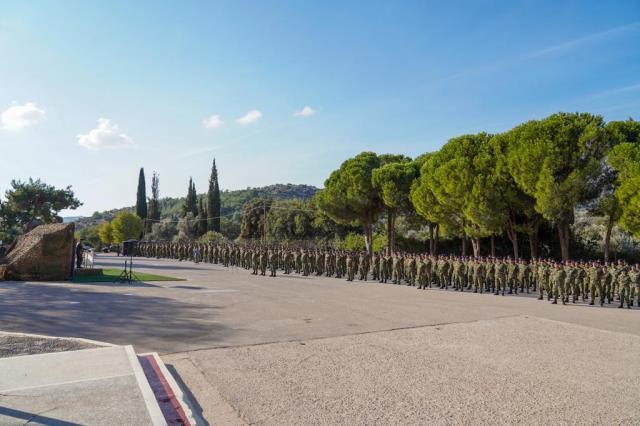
<box><xmin>73</xmin><ymin>183</ymin><xmax>319</xmax><ymax>230</ymax></box>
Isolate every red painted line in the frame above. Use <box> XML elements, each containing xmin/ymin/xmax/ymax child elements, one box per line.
<box><xmin>138</xmin><ymin>355</ymin><xmax>191</xmax><ymax>426</ymax></box>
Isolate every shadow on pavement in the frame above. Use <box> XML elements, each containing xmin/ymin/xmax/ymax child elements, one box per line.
<box><xmin>0</xmin><ymin>282</ymin><xmax>233</xmax><ymax>353</ymax></box>
<box><xmin>0</xmin><ymin>407</ymin><xmax>81</xmax><ymax>426</ymax></box>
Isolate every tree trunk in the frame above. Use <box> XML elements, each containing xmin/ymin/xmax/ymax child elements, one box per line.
<box><xmin>603</xmin><ymin>214</ymin><xmax>614</xmax><ymax>263</ymax></box>
<box><xmin>461</xmin><ymin>236</ymin><xmax>467</xmax><ymax>256</ymax></box>
<box><xmin>490</xmin><ymin>235</ymin><xmax>496</xmax><ymax>257</ymax></box>
<box><xmin>557</xmin><ymin>222</ymin><xmax>570</xmax><ymax>261</ymax></box>
<box><xmin>528</xmin><ymin>220</ymin><xmax>539</xmax><ymax>259</ymax></box>
<box><xmin>505</xmin><ymin>215</ymin><xmax>519</xmax><ymax>259</ymax></box>
<box><xmin>428</xmin><ymin>224</ymin><xmax>434</xmax><ymax>255</ymax></box>
<box><xmin>433</xmin><ymin>224</ymin><xmax>439</xmax><ymax>255</ymax></box>
<box><xmin>386</xmin><ymin>212</ymin><xmax>394</xmax><ymax>255</ymax></box>
<box><xmin>472</xmin><ymin>238</ymin><xmax>480</xmax><ymax>258</ymax></box>
<box><xmin>364</xmin><ymin>223</ymin><xmax>374</xmax><ymax>256</ymax></box>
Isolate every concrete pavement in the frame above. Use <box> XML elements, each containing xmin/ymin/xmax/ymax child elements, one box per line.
<box><xmin>0</xmin><ymin>346</ymin><xmax>164</xmax><ymax>425</ymax></box>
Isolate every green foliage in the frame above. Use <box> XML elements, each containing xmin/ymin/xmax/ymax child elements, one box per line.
<box><xmin>175</xmin><ymin>213</ymin><xmax>197</xmax><ymax>242</ymax></box>
<box><xmin>79</xmin><ymin>224</ymin><xmax>101</xmax><ymax>248</ymax></box>
<box><xmin>111</xmin><ymin>212</ymin><xmax>143</xmax><ymax>243</ymax></box>
<box><xmin>182</xmin><ymin>178</ymin><xmax>198</xmax><ymax>218</ymax></box>
<box><xmin>207</xmin><ymin>159</ymin><xmax>221</xmax><ymax>232</ymax></box>
<box><xmin>317</xmin><ymin>152</ymin><xmax>384</xmax><ymax>253</ymax></box>
<box><xmin>136</xmin><ymin>168</ymin><xmax>147</xmax><ymax>220</ymax></box>
<box><xmin>197</xmin><ymin>231</ymin><xmax>228</xmax><ymax>244</ymax></box>
<box><xmin>0</xmin><ymin>178</ymin><xmax>81</xmax><ymax>235</ymax></box>
<box><xmin>148</xmin><ymin>219</ymin><xmax>178</xmax><ymax>241</ymax></box>
<box><xmin>98</xmin><ymin>222</ymin><xmax>113</xmax><ymax>245</ymax></box>
<box><xmin>147</xmin><ymin>171</ymin><xmax>161</xmax><ymax>232</ymax></box>
<box><xmin>240</xmin><ymin>198</ymin><xmax>271</xmax><ymax>240</ymax></box>
<box><xmin>337</xmin><ymin>232</ymin><xmax>386</xmax><ymax>252</ymax></box>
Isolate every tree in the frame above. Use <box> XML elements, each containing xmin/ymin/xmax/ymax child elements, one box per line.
<box><xmin>176</xmin><ymin>213</ymin><xmax>198</xmax><ymax>241</ymax></box>
<box><xmin>149</xmin><ymin>218</ymin><xmax>178</xmax><ymax>241</ymax></box>
<box><xmin>79</xmin><ymin>224</ymin><xmax>101</xmax><ymax>248</ymax></box>
<box><xmin>240</xmin><ymin>198</ymin><xmax>272</xmax><ymax>240</ymax></box>
<box><xmin>196</xmin><ymin>197</ymin><xmax>207</xmax><ymax>237</ymax></box>
<box><xmin>0</xmin><ymin>178</ymin><xmax>82</xmax><ymax>233</ymax></box>
<box><xmin>111</xmin><ymin>212</ymin><xmax>143</xmax><ymax>243</ymax></box>
<box><xmin>98</xmin><ymin>222</ymin><xmax>113</xmax><ymax>245</ymax></box>
<box><xmin>147</xmin><ymin>172</ymin><xmax>161</xmax><ymax>234</ymax></box>
<box><xmin>372</xmin><ymin>160</ymin><xmax>418</xmax><ymax>253</ymax></box>
<box><xmin>607</xmin><ymin>119</ymin><xmax>640</xmax><ymax>240</ymax></box>
<box><xmin>136</xmin><ymin>168</ymin><xmax>148</xmax><ymax>221</ymax></box>
<box><xmin>505</xmin><ymin>113</ymin><xmax>608</xmax><ymax>260</ymax></box>
<box><xmin>591</xmin><ymin>119</ymin><xmax>640</xmax><ymax>260</ymax></box>
<box><xmin>181</xmin><ymin>178</ymin><xmax>198</xmax><ymax>217</ymax></box>
<box><xmin>317</xmin><ymin>152</ymin><xmax>384</xmax><ymax>255</ymax></box>
<box><xmin>207</xmin><ymin>159</ymin><xmax>221</xmax><ymax>232</ymax></box>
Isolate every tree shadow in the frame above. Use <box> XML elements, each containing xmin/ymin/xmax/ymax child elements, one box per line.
<box><xmin>0</xmin><ymin>282</ymin><xmax>233</xmax><ymax>354</ymax></box>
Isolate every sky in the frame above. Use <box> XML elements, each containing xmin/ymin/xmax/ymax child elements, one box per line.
<box><xmin>1</xmin><ymin>1</ymin><xmax>639</xmax><ymax>216</ymax></box>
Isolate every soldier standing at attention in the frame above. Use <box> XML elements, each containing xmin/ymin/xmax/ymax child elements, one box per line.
<box><xmin>552</xmin><ymin>262</ymin><xmax>567</xmax><ymax>305</ymax></box>
<box><xmin>358</xmin><ymin>252</ymin><xmax>368</xmax><ymax>281</ymax></box>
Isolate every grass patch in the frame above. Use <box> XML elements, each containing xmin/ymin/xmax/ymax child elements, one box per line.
<box><xmin>72</xmin><ymin>268</ymin><xmax>184</xmax><ymax>283</ymax></box>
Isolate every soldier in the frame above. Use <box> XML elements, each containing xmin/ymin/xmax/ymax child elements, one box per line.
<box><xmin>269</xmin><ymin>249</ymin><xmax>278</xmax><ymax>277</ymax></box>
<box><xmin>474</xmin><ymin>258</ymin><xmax>485</xmax><ymax>293</ymax></box>
<box><xmin>629</xmin><ymin>264</ymin><xmax>640</xmax><ymax>307</ymax></box>
<box><xmin>407</xmin><ymin>255</ymin><xmax>417</xmax><ymax>286</ymax></box>
<box><xmin>346</xmin><ymin>253</ymin><xmax>355</xmax><ymax>282</ymax></box>
<box><xmin>358</xmin><ymin>253</ymin><xmax>368</xmax><ymax>281</ymax></box>
<box><xmin>618</xmin><ymin>266</ymin><xmax>632</xmax><ymax>309</ymax></box>
<box><xmin>372</xmin><ymin>253</ymin><xmax>381</xmax><ymax>282</ymax></box>
<box><xmin>259</xmin><ymin>249</ymin><xmax>267</xmax><ymax>276</ymax></box>
<box><xmin>302</xmin><ymin>250</ymin><xmax>310</xmax><ymax>276</ymax></box>
<box><xmin>551</xmin><ymin>262</ymin><xmax>566</xmax><ymax>305</ymax></box>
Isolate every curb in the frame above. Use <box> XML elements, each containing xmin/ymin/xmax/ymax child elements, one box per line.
<box><xmin>138</xmin><ymin>352</ymin><xmax>202</xmax><ymax>425</ymax></box>
<box><xmin>124</xmin><ymin>345</ymin><xmax>167</xmax><ymax>426</ymax></box>
<box><xmin>0</xmin><ymin>330</ymin><xmax>116</xmax><ymax>348</ymax></box>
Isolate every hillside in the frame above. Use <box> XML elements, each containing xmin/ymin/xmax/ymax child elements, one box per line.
<box><xmin>73</xmin><ymin>183</ymin><xmax>319</xmax><ymax>230</ymax></box>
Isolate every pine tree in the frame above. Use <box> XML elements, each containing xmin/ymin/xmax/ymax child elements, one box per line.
<box><xmin>207</xmin><ymin>159</ymin><xmax>221</xmax><ymax>232</ymax></box>
<box><xmin>136</xmin><ymin>168</ymin><xmax>148</xmax><ymax>222</ymax></box>
<box><xmin>147</xmin><ymin>172</ymin><xmax>161</xmax><ymax>233</ymax></box>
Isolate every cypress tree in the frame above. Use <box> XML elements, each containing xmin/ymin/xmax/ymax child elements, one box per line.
<box><xmin>197</xmin><ymin>197</ymin><xmax>207</xmax><ymax>237</ymax></box>
<box><xmin>136</xmin><ymin>168</ymin><xmax>148</xmax><ymax>221</ymax></box>
<box><xmin>182</xmin><ymin>177</ymin><xmax>197</xmax><ymax>217</ymax></box>
<box><xmin>147</xmin><ymin>172</ymin><xmax>161</xmax><ymax>233</ymax></box>
<box><xmin>207</xmin><ymin>159</ymin><xmax>221</xmax><ymax>232</ymax></box>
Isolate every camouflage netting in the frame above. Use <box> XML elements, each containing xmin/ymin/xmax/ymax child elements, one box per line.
<box><xmin>0</xmin><ymin>223</ymin><xmax>75</xmax><ymax>281</ymax></box>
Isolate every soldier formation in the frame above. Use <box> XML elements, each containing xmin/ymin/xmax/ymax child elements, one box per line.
<box><xmin>136</xmin><ymin>241</ymin><xmax>640</xmax><ymax>309</ymax></box>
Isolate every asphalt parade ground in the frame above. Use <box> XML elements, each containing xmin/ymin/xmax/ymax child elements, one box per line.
<box><xmin>1</xmin><ymin>253</ymin><xmax>639</xmax><ymax>424</ymax></box>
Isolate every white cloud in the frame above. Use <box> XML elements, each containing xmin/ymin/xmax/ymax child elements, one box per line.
<box><xmin>1</xmin><ymin>102</ymin><xmax>46</xmax><ymax>130</ymax></box>
<box><xmin>236</xmin><ymin>109</ymin><xmax>262</xmax><ymax>125</ymax></box>
<box><xmin>77</xmin><ymin>118</ymin><xmax>134</xmax><ymax>150</ymax></box>
<box><xmin>294</xmin><ymin>106</ymin><xmax>315</xmax><ymax>117</ymax></box>
<box><xmin>202</xmin><ymin>114</ymin><xmax>224</xmax><ymax>129</ymax></box>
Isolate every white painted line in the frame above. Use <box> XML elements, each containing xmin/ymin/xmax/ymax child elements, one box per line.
<box><xmin>124</xmin><ymin>345</ymin><xmax>166</xmax><ymax>426</ymax></box>
<box><xmin>0</xmin><ymin>373</ymin><xmax>133</xmax><ymax>393</ymax></box>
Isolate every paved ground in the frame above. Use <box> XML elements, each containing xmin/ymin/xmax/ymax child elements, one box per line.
<box><xmin>0</xmin><ymin>346</ymin><xmax>163</xmax><ymax>425</ymax></box>
<box><xmin>2</xmin><ymin>253</ymin><xmax>640</xmax><ymax>424</ymax></box>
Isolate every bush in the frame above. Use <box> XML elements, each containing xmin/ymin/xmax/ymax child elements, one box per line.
<box><xmin>197</xmin><ymin>231</ymin><xmax>228</xmax><ymax>244</ymax></box>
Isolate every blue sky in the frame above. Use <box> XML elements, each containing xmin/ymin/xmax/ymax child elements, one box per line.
<box><xmin>1</xmin><ymin>1</ymin><xmax>639</xmax><ymax>216</ymax></box>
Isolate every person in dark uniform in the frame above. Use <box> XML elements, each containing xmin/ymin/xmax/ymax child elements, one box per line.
<box><xmin>76</xmin><ymin>240</ymin><xmax>84</xmax><ymax>269</ymax></box>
